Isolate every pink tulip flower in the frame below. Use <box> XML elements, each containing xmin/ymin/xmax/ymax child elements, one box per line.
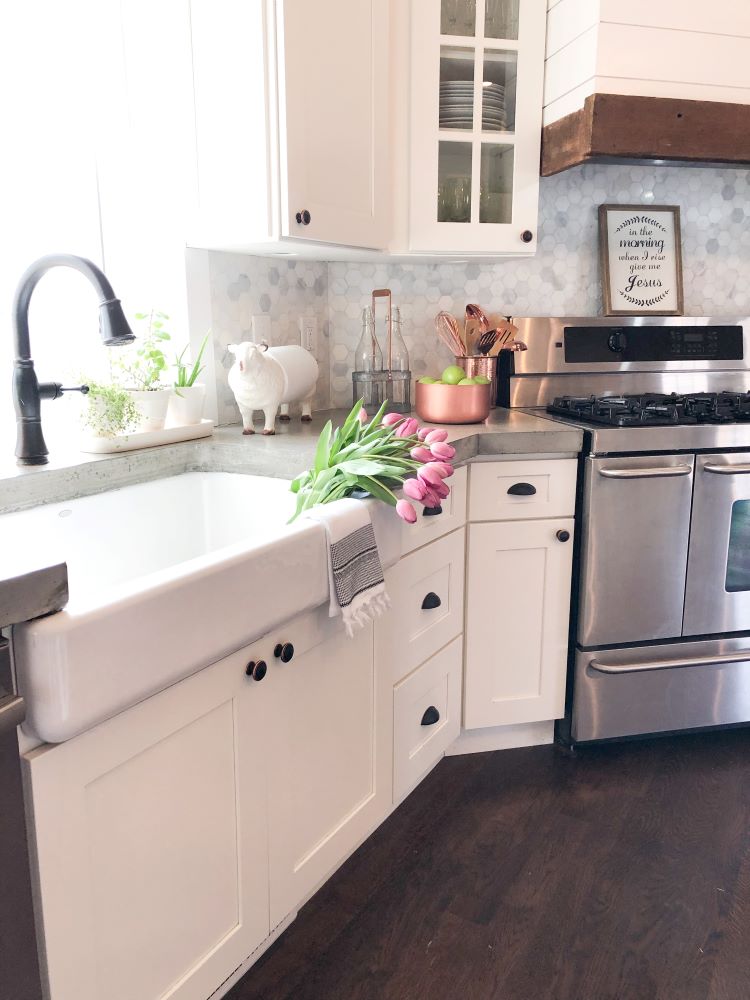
<box><xmin>430</xmin><ymin>441</ymin><xmax>456</xmax><ymax>461</ymax></box>
<box><xmin>382</xmin><ymin>412</ymin><xmax>402</xmax><ymax>427</ymax></box>
<box><xmin>396</xmin><ymin>498</ymin><xmax>417</xmax><ymax>523</ymax></box>
<box><xmin>425</xmin><ymin>429</ymin><xmax>449</xmax><ymax>444</ymax></box>
<box><xmin>430</xmin><ymin>461</ymin><xmax>454</xmax><ymax>480</ymax></box>
<box><xmin>431</xmin><ymin>479</ymin><xmax>450</xmax><ymax>499</ymax></box>
<box><xmin>418</xmin><ymin>463</ymin><xmax>448</xmax><ymax>487</ymax></box>
<box><xmin>358</xmin><ymin>408</ymin><xmax>368</xmax><ymax>424</ymax></box>
<box><xmin>403</xmin><ymin>477</ymin><xmax>428</xmax><ymax>501</ymax></box>
<box><xmin>410</xmin><ymin>445</ymin><xmax>433</xmax><ymax>463</ymax></box>
<box><xmin>420</xmin><ymin>487</ymin><xmax>442</xmax><ymax>508</ymax></box>
<box><xmin>417</xmin><ymin>427</ymin><xmax>432</xmax><ymax>441</ymax></box>
<box><xmin>395</xmin><ymin>417</ymin><xmax>419</xmax><ymax>438</ymax></box>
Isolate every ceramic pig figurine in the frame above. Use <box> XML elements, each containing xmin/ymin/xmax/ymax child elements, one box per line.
<box><xmin>227</xmin><ymin>341</ymin><xmax>319</xmax><ymax>435</ymax></box>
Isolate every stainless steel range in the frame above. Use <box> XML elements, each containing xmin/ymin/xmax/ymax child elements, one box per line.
<box><xmin>504</xmin><ymin>316</ymin><xmax>750</xmax><ymax>743</ymax></box>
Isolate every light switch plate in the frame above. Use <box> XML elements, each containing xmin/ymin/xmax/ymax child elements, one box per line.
<box><xmin>299</xmin><ymin>316</ymin><xmax>317</xmax><ymax>353</ymax></box>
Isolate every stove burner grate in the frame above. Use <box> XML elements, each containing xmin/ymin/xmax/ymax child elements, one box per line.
<box><xmin>547</xmin><ymin>391</ymin><xmax>750</xmax><ymax>427</ymax></box>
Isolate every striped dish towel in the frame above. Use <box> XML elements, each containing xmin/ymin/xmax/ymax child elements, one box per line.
<box><xmin>306</xmin><ymin>498</ymin><xmax>390</xmax><ymax>637</ymax></box>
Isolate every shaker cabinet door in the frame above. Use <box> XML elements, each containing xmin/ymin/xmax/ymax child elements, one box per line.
<box><xmin>464</xmin><ymin>518</ymin><xmax>573</xmax><ymax>728</ymax></box>
<box><xmin>278</xmin><ymin>0</ymin><xmax>389</xmax><ymax>249</ymax></box>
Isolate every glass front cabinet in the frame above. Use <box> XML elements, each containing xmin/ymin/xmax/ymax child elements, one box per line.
<box><xmin>409</xmin><ymin>0</ymin><xmax>546</xmax><ymax>254</ymax></box>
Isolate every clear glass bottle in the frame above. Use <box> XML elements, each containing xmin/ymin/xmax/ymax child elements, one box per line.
<box><xmin>385</xmin><ymin>307</ymin><xmax>411</xmax><ymax>413</ymax></box>
<box><xmin>352</xmin><ymin>307</ymin><xmax>384</xmax><ymax>413</ymax></box>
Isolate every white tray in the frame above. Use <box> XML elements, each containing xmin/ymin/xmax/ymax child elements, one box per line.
<box><xmin>80</xmin><ymin>419</ymin><xmax>214</xmax><ymax>454</ymax></box>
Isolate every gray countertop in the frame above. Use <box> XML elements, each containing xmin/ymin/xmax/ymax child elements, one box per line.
<box><xmin>0</xmin><ymin>408</ymin><xmax>582</xmax><ymax>514</ymax></box>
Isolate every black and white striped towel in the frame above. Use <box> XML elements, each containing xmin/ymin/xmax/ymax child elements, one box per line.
<box><xmin>306</xmin><ymin>498</ymin><xmax>389</xmax><ymax>637</ymax></box>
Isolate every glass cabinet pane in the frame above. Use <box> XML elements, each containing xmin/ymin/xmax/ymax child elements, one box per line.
<box><xmin>484</xmin><ymin>0</ymin><xmax>519</xmax><ymax>39</ymax></box>
<box><xmin>441</xmin><ymin>0</ymin><xmax>476</xmax><ymax>37</ymax></box>
<box><xmin>439</xmin><ymin>47</ymin><xmax>475</xmax><ymax>132</ymax></box>
<box><xmin>438</xmin><ymin>142</ymin><xmax>472</xmax><ymax>223</ymax></box>
<box><xmin>482</xmin><ymin>50</ymin><xmax>516</xmax><ymax>132</ymax></box>
<box><xmin>480</xmin><ymin>144</ymin><xmax>513</xmax><ymax>224</ymax></box>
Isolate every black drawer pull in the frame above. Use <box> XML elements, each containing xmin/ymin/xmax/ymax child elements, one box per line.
<box><xmin>507</xmin><ymin>482</ymin><xmax>536</xmax><ymax>496</ymax></box>
<box><xmin>274</xmin><ymin>642</ymin><xmax>295</xmax><ymax>663</ymax></box>
<box><xmin>422</xmin><ymin>505</ymin><xmax>443</xmax><ymax>517</ymax></box>
<box><xmin>246</xmin><ymin>660</ymin><xmax>267</xmax><ymax>682</ymax></box>
<box><xmin>421</xmin><ymin>592</ymin><xmax>442</xmax><ymax>610</ymax></box>
<box><xmin>421</xmin><ymin>706</ymin><xmax>440</xmax><ymax>726</ymax></box>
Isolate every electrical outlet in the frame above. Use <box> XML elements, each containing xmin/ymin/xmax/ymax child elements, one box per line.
<box><xmin>251</xmin><ymin>315</ymin><xmax>271</xmax><ymax>343</ymax></box>
<box><xmin>299</xmin><ymin>316</ymin><xmax>317</xmax><ymax>353</ymax></box>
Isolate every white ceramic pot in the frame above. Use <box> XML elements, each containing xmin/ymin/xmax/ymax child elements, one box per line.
<box><xmin>126</xmin><ymin>388</ymin><xmax>171</xmax><ymax>431</ymax></box>
<box><xmin>167</xmin><ymin>384</ymin><xmax>206</xmax><ymax>427</ymax></box>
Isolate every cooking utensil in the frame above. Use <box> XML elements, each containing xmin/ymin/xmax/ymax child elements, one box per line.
<box><xmin>435</xmin><ymin>311</ymin><xmax>466</xmax><ymax>355</ymax></box>
<box><xmin>477</xmin><ymin>330</ymin><xmax>498</xmax><ymax>355</ymax></box>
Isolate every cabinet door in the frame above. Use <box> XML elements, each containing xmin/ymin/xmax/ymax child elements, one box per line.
<box><xmin>464</xmin><ymin>519</ymin><xmax>574</xmax><ymax>728</ymax></box>
<box><xmin>409</xmin><ymin>0</ymin><xmax>546</xmax><ymax>253</ymax></box>
<box><xmin>25</xmin><ymin>647</ymin><xmax>270</xmax><ymax>1000</ymax></box>
<box><xmin>277</xmin><ymin>0</ymin><xmax>389</xmax><ymax>249</ymax></box>
<box><xmin>266</xmin><ymin>609</ymin><xmax>391</xmax><ymax>926</ymax></box>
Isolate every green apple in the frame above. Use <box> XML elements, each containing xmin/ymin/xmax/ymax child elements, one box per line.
<box><xmin>418</xmin><ymin>376</ymin><xmax>437</xmax><ymax>384</ymax></box>
<box><xmin>473</xmin><ymin>375</ymin><xmax>491</xmax><ymax>385</ymax></box>
<box><xmin>458</xmin><ymin>377</ymin><xmax>477</xmax><ymax>385</ymax></box>
<box><xmin>441</xmin><ymin>365</ymin><xmax>466</xmax><ymax>386</ymax></box>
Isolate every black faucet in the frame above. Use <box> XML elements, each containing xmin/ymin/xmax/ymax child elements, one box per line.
<box><xmin>12</xmin><ymin>254</ymin><xmax>136</xmax><ymax>466</ymax></box>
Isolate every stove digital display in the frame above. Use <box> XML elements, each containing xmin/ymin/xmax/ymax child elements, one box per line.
<box><xmin>564</xmin><ymin>325</ymin><xmax>744</xmax><ymax>363</ymax></box>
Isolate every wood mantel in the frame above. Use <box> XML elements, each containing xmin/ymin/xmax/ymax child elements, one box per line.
<box><xmin>541</xmin><ymin>93</ymin><xmax>750</xmax><ymax>176</ymax></box>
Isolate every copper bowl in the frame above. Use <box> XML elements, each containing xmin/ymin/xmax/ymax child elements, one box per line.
<box><xmin>415</xmin><ymin>380</ymin><xmax>491</xmax><ymax>424</ymax></box>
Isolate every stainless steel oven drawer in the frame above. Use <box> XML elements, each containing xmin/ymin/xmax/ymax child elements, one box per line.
<box><xmin>572</xmin><ymin>639</ymin><xmax>750</xmax><ymax>742</ymax></box>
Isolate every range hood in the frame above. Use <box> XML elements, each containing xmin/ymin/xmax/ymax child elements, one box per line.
<box><xmin>541</xmin><ymin>1</ymin><xmax>750</xmax><ymax>175</ymax></box>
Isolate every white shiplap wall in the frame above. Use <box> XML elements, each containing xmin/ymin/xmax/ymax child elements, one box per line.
<box><xmin>543</xmin><ymin>0</ymin><xmax>750</xmax><ymax>126</ymax></box>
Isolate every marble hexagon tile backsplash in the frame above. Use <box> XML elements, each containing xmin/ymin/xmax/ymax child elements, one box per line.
<box><xmin>206</xmin><ymin>162</ymin><xmax>750</xmax><ymax>417</ymax></box>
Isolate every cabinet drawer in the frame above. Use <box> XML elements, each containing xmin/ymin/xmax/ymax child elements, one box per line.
<box><xmin>393</xmin><ymin>637</ymin><xmax>461</xmax><ymax>802</ymax></box>
<box><xmin>400</xmin><ymin>465</ymin><xmax>467</xmax><ymax>555</ymax></box>
<box><xmin>379</xmin><ymin>528</ymin><xmax>466</xmax><ymax>685</ymax></box>
<box><xmin>469</xmin><ymin>459</ymin><xmax>577</xmax><ymax>522</ymax></box>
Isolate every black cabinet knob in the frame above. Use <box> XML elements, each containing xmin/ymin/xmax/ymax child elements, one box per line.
<box><xmin>421</xmin><ymin>706</ymin><xmax>440</xmax><ymax>726</ymax></box>
<box><xmin>421</xmin><ymin>592</ymin><xmax>442</xmax><ymax>610</ymax></box>
<box><xmin>274</xmin><ymin>642</ymin><xmax>295</xmax><ymax>663</ymax></box>
<box><xmin>246</xmin><ymin>660</ymin><xmax>267</xmax><ymax>681</ymax></box>
<box><xmin>521</xmin><ymin>229</ymin><xmax>534</xmax><ymax>243</ymax></box>
<box><xmin>556</xmin><ymin>529</ymin><xmax>571</xmax><ymax>543</ymax></box>
<box><xmin>422</xmin><ymin>505</ymin><xmax>443</xmax><ymax>517</ymax></box>
<box><xmin>507</xmin><ymin>482</ymin><xmax>536</xmax><ymax>496</ymax></box>
<box><xmin>295</xmin><ymin>210</ymin><xmax>311</xmax><ymax>226</ymax></box>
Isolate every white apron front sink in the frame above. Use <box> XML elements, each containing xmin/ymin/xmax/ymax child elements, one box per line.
<box><xmin>9</xmin><ymin>472</ymin><xmax>329</xmax><ymax>743</ymax></box>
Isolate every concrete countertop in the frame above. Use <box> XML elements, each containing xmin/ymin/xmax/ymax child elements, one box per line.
<box><xmin>0</xmin><ymin>408</ymin><xmax>583</xmax><ymax>515</ymax></box>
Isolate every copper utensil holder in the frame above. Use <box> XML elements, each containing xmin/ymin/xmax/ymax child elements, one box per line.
<box><xmin>455</xmin><ymin>355</ymin><xmax>498</xmax><ymax>408</ymax></box>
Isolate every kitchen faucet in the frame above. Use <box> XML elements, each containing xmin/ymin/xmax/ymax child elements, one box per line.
<box><xmin>12</xmin><ymin>254</ymin><xmax>136</xmax><ymax>466</ymax></box>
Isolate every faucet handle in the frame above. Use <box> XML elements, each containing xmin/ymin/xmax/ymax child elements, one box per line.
<box><xmin>39</xmin><ymin>382</ymin><xmax>89</xmax><ymax>400</ymax></box>
<box><xmin>60</xmin><ymin>384</ymin><xmax>90</xmax><ymax>395</ymax></box>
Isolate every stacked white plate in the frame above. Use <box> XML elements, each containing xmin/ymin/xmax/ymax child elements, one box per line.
<box><xmin>439</xmin><ymin>80</ymin><xmax>508</xmax><ymax>131</ymax></box>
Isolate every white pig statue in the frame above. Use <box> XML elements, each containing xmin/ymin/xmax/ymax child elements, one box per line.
<box><xmin>227</xmin><ymin>341</ymin><xmax>319</xmax><ymax>435</ymax></box>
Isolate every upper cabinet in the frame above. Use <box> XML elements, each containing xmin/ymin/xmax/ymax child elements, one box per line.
<box><xmin>406</xmin><ymin>0</ymin><xmax>546</xmax><ymax>254</ymax></box>
<box><xmin>189</xmin><ymin>0</ymin><xmax>390</xmax><ymax>253</ymax></box>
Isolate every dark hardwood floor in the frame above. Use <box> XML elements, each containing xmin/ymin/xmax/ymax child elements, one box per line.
<box><xmin>227</xmin><ymin>729</ymin><xmax>750</xmax><ymax>1000</ymax></box>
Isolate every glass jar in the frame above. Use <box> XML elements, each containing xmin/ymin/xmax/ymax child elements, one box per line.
<box><xmin>353</xmin><ymin>307</ymin><xmax>385</xmax><ymax>413</ymax></box>
<box><xmin>385</xmin><ymin>308</ymin><xmax>411</xmax><ymax>412</ymax></box>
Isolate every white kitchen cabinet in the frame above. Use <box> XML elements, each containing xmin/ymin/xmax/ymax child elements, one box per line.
<box><xmin>406</xmin><ymin>0</ymin><xmax>547</xmax><ymax>254</ymax></box>
<box><xmin>266</xmin><ymin>608</ymin><xmax>392</xmax><ymax>927</ymax></box>
<box><xmin>464</xmin><ymin>517</ymin><xmax>574</xmax><ymax>728</ymax></box>
<box><xmin>25</xmin><ymin>643</ymin><xmax>271</xmax><ymax>1000</ymax></box>
<box><xmin>189</xmin><ymin>0</ymin><xmax>389</xmax><ymax>253</ymax></box>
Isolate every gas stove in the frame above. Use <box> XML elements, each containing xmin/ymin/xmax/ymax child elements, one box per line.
<box><xmin>547</xmin><ymin>391</ymin><xmax>750</xmax><ymax>428</ymax></box>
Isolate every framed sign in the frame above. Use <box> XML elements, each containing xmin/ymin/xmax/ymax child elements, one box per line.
<box><xmin>598</xmin><ymin>204</ymin><xmax>684</xmax><ymax>316</ymax></box>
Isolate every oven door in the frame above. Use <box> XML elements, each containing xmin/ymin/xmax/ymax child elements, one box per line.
<box><xmin>578</xmin><ymin>455</ymin><xmax>694</xmax><ymax>647</ymax></box>
<box><xmin>684</xmin><ymin>452</ymin><xmax>750</xmax><ymax>636</ymax></box>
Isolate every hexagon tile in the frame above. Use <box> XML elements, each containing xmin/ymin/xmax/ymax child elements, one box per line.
<box><xmin>206</xmin><ymin>163</ymin><xmax>750</xmax><ymax>416</ymax></box>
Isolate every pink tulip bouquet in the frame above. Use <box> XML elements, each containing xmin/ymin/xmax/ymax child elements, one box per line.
<box><xmin>288</xmin><ymin>398</ymin><xmax>456</xmax><ymax>523</ymax></box>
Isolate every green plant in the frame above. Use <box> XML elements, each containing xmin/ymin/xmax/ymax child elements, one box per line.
<box><xmin>174</xmin><ymin>333</ymin><xmax>209</xmax><ymax>394</ymax></box>
<box><xmin>81</xmin><ymin>380</ymin><xmax>140</xmax><ymax>438</ymax></box>
<box><xmin>113</xmin><ymin>310</ymin><xmax>171</xmax><ymax>390</ymax></box>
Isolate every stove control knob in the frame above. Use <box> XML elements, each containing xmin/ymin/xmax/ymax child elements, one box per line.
<box><xmin>608</xmin><ymin>331</ymin><xmax>627</xmax><ymax>353</ymax></box>
<box><xmin>556</xmin><ymin>530</ymin><xmax>571</xmax><ymax>543</ymax></box>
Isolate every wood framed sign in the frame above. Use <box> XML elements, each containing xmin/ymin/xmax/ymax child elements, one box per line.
<box><xmin>598</xmin><ymin>204</ymin><xmax>684</xmax><ymax>316</ymax></box>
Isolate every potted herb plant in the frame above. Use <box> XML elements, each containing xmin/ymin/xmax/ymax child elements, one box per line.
<box><xmin>113</xmin><ymin>309</ymin><xmax>172</xmax><ymax>430</ymax></box>
<box><xmin>80</xmin><ymin>380</ymin><xmax>140</xmax><ymax>439</ymax></box>
<box><xmin>167</xmin><ymin>333</ymin><xmax>209</xmax><ymax>426</ymax></box>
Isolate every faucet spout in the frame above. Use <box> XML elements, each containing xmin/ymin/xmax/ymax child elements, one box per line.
<box><xmin>12</xmin><ymin>254</ymin><xmax>135</xmax><ymax>466</ymax></box>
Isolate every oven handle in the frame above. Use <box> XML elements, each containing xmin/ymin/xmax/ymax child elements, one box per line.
<box><xmin>598</xmin><ymin>464</ymin><xmax>693</xmax><ymax>480</ymax></box>
<box><xmin>589</xmin><ymin>650</ymin><xmax>750</xmax><ymax>674</ymax></box>
<box><xmin>704</xmin><ymin>464</ymin><xmax>750</xmax><ymax>475</ymax></box>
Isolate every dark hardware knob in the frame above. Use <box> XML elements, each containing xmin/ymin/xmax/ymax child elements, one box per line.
<box><xmin>556</xmin><ymin>530</ymin><xmax>570</xmax><ymax>543</ymax></box>
<box><xmin>507</xmin><ymin>482</ymin><xmax>536</xmax><ymax>496</ymax></box>
<box><xmin>245</xmin><ymin>660</ymin><xmax>267</xmax><ymax>681</ymax></box>
<box><xmin>422</xmin><ymin>505</ymin><xmax>443</xmax><ymax>517</ymax></box>
<box><xmin>608</xmin><ymin>330</ymin><xmax>627</xmax><ymax>353</ymax></box>
<box><xmin>421</xmin><ymin>706</ymin><xmax>440</xmax><ymax>726</ymax></box>
<box><xmin>39</xmin><ymin>382</ymin><xmax>90</xmax><ymax>401</ymax></box>
<box><xmin>521</xmin><ymin>230</ymin><xmax>533</xmax><ymax>243</ymax></box>
<box><xmin>295</xmin><ymin>210</ymin><xmax>311</xmax><ymax>226</ymax></box>
<box><xmin>274</xmin><ymin>642</ymin><xmax>295</xmax><ymax>663</ymax></box>
<box><xmin>421</xmin><ymin>592</ymin><xmax>442</xmax><ymax>610</ymax></box>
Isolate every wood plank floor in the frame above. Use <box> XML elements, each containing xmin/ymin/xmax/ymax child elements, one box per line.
<box><xmin>227</xmin><ymin>729</ymin><xmax>750</xmax><ymax>1000</ymax></box>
